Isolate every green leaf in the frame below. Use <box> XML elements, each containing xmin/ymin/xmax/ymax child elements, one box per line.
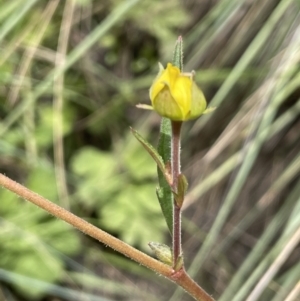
<box><xmin>122</xmin><ymin>139</ymin><xmax>156</xmax><ymax>180</ymax></box>
<box><xmin>70</xmin><ymin>147</ymin><xmax>120</xmax><ymax>208</ymax></box>
<box><xmin>35</xmin><ymin>103</ymin><xmax>75</xmax><ymax>149</ymax></box>
<box><xmin>26</xmin><ymin>167</ymin><xmax>58</xmax><ymax>203</ymax></box>
<box><xmin>12</xmin><ymin>253</ymin><xmax>63</xmax><ymax>299</ymax></box>
<box><xmin>156</xmin><ymin>187</ymin><xmax>173</xmax><ymax>235</ymax></box>
<box><xmin>0</xmin><ymin>177</ymin><xmax>80</xmax><ymax>299</ymax></box>
<box><xmin>99</xmin><ymin>184</ymin><xmax>165</xmax><ymax>248</ymax></box>
<box><xmin>157</xmin><ymin>118</ymin><xmax>173</xmax><ymax>234</ymax></box>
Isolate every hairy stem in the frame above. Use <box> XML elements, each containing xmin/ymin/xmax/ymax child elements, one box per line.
<box><xmin>171</xmin><ymin>121</ymin><xmax>182</xmax><ymax>190</ymax></box>
<box><xmin>177</xmin><ymin>269</ymin><xmax>215</xmax><ymax>301</ymax></box>
<box><xmin>171</xmin><ymin>121</ymin><xmax>182</xmax><ymax>266</ymax></box>
<box><xmin>0</xmin><ymin>173</ymin><xmax>214</xmax><ymax>301</ymax></box>
<box><xmin>0</xmin><ymin>173</ymin><xmax>170</xmax><ymax>276</ymax></box>
<box><xmin>173</xmin><ymin>203</ymin><xmax>182</xmax><ymax>266</ymax></box>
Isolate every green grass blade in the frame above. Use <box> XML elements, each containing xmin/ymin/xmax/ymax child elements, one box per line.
<box><xmin>0</xmin><ymin>0</ymin><xmax>39</xmax><ymax>42</ymax></box>
<box><xmin>270</xmin><ymin>262</ymin><xmax>300</xmax><ymax>301</ymax></box>
<box><xmin>187</xmin><ymin>63</ymin><xmax>300</xmax><ymax>277</ymax></box>
<box><xmin>216</xmin><ymin>151</ymin><xmax>300</xmax><ymax>253</ymax></box>
<box><xmin>0</xmin><ymin>0</ymin><xmax>141</xmax><ymax>137</ymax></box>
<box><xmin>0</xmin><ymin>268</ymin><xmax>112</xmax><ymax>301</ymax></box>
<box><xmin>218</xmin><ymin>179</ymin><xmax>300</xmax><ymax>300</ymax></box>
<box><xmin>230</xmin><ymin>190</ymin><xmax>300</xmax><ymax>301</ymax></box>
<box><xmin>191</xmin><ymin>0</ymin><xmax>295</xmax><ymax>133</ymax></box>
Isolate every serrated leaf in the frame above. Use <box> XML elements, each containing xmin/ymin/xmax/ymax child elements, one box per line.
<box><xmin>123</xmin><ymin>141</ymin><xmax>156</xmax><ymax>179</ymax></box>
<box><xmin>70</xmin><ymin>147</ymin><xmax>120</xmax><ymax>207</ymax></box>
<box><xmin>26</xmin><ymin>167</ymin><xmax>58</xmax><ymax>203</ymax></box>
<box><xmin>12</xmin><ymin>253</ymin><xmax>63</xmax><ymax>299</ymax></box>
<box><xmin>99</xmin><ymin>184</ymin><xmax>165</xmax><ymax>248</ymax></box>
<box><xmin>71</xmin><ymin>146</ymin><xmax>116</xmax><ymax>177</ymax></box>
<box><xmin>0</xmin><ymin>174</ymin><xmax>80</xmax><ymax>299</ymax></box>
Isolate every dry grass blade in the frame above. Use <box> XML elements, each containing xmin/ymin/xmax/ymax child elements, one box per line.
<box><xmin>53</xmin><ymin>0</ymin><xmax>76</xmax><ymax>209</ymax></box>
<box><xmin>245</xmin><ymin>227</ymin><xmax>300</xmax><ymax>301</ymax></box>
<box><xmin>284</xmin><ymin>281</ymin><xmax>300</xmax><ymax>301</ymax></box>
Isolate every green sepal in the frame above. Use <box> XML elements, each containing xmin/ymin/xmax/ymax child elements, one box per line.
<box><xmin>130</xmin><ymin>127</ymin><xmax>172</xmax><ymax>186</ymax></box>
<box><xmin>149</xmin><ymin>242</ymin><xmax>173</xmax><ymax>266</ymax></box>
<box><xmin>173</xmin><ymin>36</ymin><xmax>183</xmax><ymax>71</ymax></box>
<box><xmin>174</xmin><ymin>173</ymin><xmax>188</xmax><ymax>207</ymax></box>
<box><xmin>157</xmin><ymin>118</ymin><xmax>173</xmax><ymax>235</ymax></box>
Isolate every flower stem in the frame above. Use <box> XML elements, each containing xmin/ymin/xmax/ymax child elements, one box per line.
<box><xmin>171</xmin><ymin>121</ymin><xmax>182</xmax><ymax>267</ymax></box>
<box><xmin>173</xmin><ymin>203</ymin><xmax>181</xmax><ymax>266</ymax></box>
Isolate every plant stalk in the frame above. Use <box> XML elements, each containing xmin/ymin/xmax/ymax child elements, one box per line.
<box><xmin>177</xmin><ymin>269</ymin><xmax>215</xmax><ymax>301</ymax></box>
<box><xmin>0</xmin><ymin>173</ymin><xmax>214</xmax><ymax>301</ymax></box>
<box><xmin>0</xmin><ymin>173</ymin><xmax>170</xmax><ymax>275</ymax></box>
<box><xmin>171</xmin><ymin>120</ymin><xmax>183</xmax><ymax>267</ymax></box>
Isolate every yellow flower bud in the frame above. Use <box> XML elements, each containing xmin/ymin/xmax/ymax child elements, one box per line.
<box><xmin>149</xmin><ymin>63</ymin><xmax>207</xmax><ymax>121</ymax></box>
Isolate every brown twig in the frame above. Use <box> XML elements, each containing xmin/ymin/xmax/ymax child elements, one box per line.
<box><xmin>0</xmin><ymin>173</ymin><xmax>214</xmax><ymax>301</ymax></box>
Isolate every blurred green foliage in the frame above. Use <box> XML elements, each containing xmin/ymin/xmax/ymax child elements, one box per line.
<box><xmin>0</xmin><ymin>167</ymin><xmax>80</xmax><ymax>298</ymax></box>
<box><xmin>70</xmin><ymin>143</ymin><xmax>166</xmax><ymax>246</ymax></box>
<box><xmin>0</xmin><ymin>0</ymin><xmax>300</xmax><ymax>300</ymax></box>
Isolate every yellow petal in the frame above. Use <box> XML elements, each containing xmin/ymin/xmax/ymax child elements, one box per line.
<box><xmin>148</xmin><ymin>63</ymin><xmax>208</xmax><ymax>121</ymax></box>
<box><xmin>170</xmin><ymin>75</ymin><xmax>192</xmax><ymax>118</ymax></box>
<box><xmin>149</xmin><ymin>63</ymin><xmax>180</xmax><ymax>102</ymax></box>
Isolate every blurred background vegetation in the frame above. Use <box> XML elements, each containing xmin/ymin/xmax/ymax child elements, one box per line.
<box><xmin>0</xmin><ymin>0</ymin><xmax>300</xmax><ymax>300</ymax></box>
